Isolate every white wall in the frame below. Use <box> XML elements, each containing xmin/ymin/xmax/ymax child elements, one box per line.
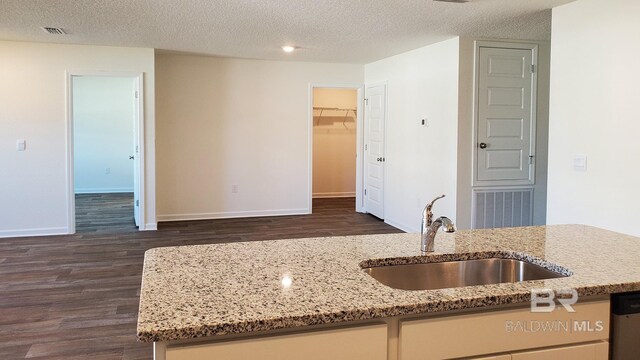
<box><xmin>456</xmin><ymin>38</ymin><xmax>551</xmax><ymax>230</ymax></box>
<box><xmin>73</xmin><ymin>76</ymin><xmax>135</xmax><ymax>193</ymax></box>
<box><xmin>155</xmin><ymin>54</ymin><xmax>363</xmax><ymax>221</ymax></box>
<box><xmin>313</xmin><ymin>88</ymin><xmax>357</xmax><ymax>198</ymax></box>
<box><xmin>0</xmin><ymin>41</ymin><xmax>156</xmax><ymax>237</ymax></box>
<box><xmin>547</xmin><ymin>0</ymin><xmax>640</xmax><ymax>236</ymax></box>
<box><xmin>365</xmin><ymin>38</ymin><xmax>460</xmax><ymax>232</ymax></box>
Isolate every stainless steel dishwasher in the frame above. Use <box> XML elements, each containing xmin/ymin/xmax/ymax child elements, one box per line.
<box><xmin>611</xmin><ymin>291</ymin><xmax>640</xmax><ymax>360</ymax></box>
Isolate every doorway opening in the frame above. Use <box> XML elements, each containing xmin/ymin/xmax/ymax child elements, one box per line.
<box><xmin>309</xmin><ymin>85</ymin><xmax>364</xmax><ymax>214</ymax></box>
<box><xmin>66</xmin><ymin>73</ymin><xmax>145</xmax><ymax>233</ymax></box>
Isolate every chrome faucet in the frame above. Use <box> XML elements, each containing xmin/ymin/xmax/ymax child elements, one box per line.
<box><xmin>421</xmin><ymin>195</ymin><xmax>455</xmax><ymax>253</ymax></box>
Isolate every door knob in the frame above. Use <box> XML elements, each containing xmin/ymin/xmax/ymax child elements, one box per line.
<box><xmin>479</xmin><ymin>143</ymin><xmax>487</xmax><ymax>149</ymax></box>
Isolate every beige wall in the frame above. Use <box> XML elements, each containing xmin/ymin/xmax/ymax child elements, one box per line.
<box><xmin>365</xmin><ymin>38</ymin><xmax>460</xmax><ymax>232</ymax></box>
<box><xmin>0</xmin><ymin>41</ymin><xmax>156</xmax><ymax>236</ymax></box>
<box><xmin>547</xmin><ymin>0</ymin><xmax>640</xmax><ymax>236</ymax></box>
<box><xmin>312</xmin><ymin>88</ymin><xmax>358</xmax><ymax>198</ymax></box>
<box><xmin>155</xmin><ymin>54</ymin><xmax>363</xmax><ymax>221</ymax></box>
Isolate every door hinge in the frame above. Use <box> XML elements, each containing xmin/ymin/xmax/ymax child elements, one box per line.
<box><xmin>135</xmin><ymin>91</ymin><xmax>139</xmax><ymax>99</ymax></box>
<box><xmin>529</xmin><ymin>155</ymin><xmax>535</xmax><ymax>165</ymax></box>
<box><xmin>135</xmin><ymin>145</ymin><xmax>139</xmax><ymax>153</ymax></box>
<box><xmin>364</xmin><ymin>98</ymin><xmax>369</xmax><ymax>105</ymax></box>
<box><xmin>364</xmin><ymin>188</ymin><xmax>367</xmax><ymax>196</ymax></box>
<box><xmin>136</xmin><ymin>200</ymin><xmax>139</xmax><ymax>207</ymax></box>
<box><xmin>365</xmin><ymin>144</ymin><xmax>368</xmax><ymax>151</ymax></box>
<box><xmin>530</xmin><ymin>64</ymin><xmax>536</xmax><ymax>73</ymax></box>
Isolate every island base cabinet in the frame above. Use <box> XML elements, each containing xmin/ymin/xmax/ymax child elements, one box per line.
<box><xmin>468</xmin><ymin>355</ymin><xmax>512</xmax><ymax>360</ymax></box>
<box><xmin>466</xmin><ymin>341</ymin><xmax>608</xmax><ymax>360</ymax></box>
<box><xmin>399</xmin><ymin>300</ymin><xmax>609</xmax><ymax>360</ymax></box>
<box><xmin>164</xmin><ymin>323</ymin><xmax>387</xmax><ymax>360</ymax></box>
<box><xmin>511</xmin><ymin>341</ymin><xmax>609</xmax><ymax>360</ymax></box>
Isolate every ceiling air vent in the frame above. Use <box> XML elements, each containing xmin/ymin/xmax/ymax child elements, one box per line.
<box><xmin>42</xmin><ymin>27</ymin><xmax>66</xmax><ymax>35</ymax></box>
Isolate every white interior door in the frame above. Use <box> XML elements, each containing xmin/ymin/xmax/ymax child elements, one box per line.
<box><xmin>476</xmin><ymin>47</ymin><xmax>536</xmax><ymax>185</ymax></box>
<box><xmin>132</xmin><ymin>85</ymin><xmax>141</xmax><ymax>227</ymax></box>
<box><xmin>364</xmin><ymin>84</ymin><xmax>386</xmax><ymax>219</ymax></box>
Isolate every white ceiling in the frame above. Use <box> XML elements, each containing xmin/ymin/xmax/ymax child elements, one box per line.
<box><xmin>0</xmin><ymin>0</ymin><xmax>574</xmax><ymax>64</ymax></box>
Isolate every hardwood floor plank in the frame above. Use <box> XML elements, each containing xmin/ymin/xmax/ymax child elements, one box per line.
<box><xmin>0</xmin><ymin>197</ymin><xmax>402</xmax><ymax>359</ymax></box>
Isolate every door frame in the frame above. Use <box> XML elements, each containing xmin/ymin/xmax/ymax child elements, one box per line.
<box><xmin>363</xmin><ymin>81</ymin><xmax>388</xmax><ymax>219</ymax></box>
<box><xmin>472</xmin><ymin>40</ymin><xmax>539</xmax><ymax>187</ymax></box>
<box><xmin>65</xmin><ymin>71</ymin><xmax>146</xmax><ymax>233</ymax></box>
<box><xmin>308</xmin><ymin>83</ymin><xmax>365</xmax><ymax>213</ymax></box>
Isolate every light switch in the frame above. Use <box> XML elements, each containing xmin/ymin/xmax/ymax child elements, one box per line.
<box><xmin>573</xmin><ymin>154</ymin><xmax>587</xmax><ymax>172</ymax></box>
<box><xmin>17</xmin><ymin>139</ymin><xmax>26</xmax><ymax>151</ymax></box>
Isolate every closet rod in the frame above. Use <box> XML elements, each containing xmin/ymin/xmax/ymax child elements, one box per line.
<box><xmin>313</xmin><ymin>106</ymin><xmax>357</xmax><ymax>113</ymax></box>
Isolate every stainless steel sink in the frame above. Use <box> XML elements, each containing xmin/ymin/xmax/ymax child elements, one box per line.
<box><xmin>363</xmin><ymin>258</ymin><xmax>568</xmax><ymax>290</ymax></box>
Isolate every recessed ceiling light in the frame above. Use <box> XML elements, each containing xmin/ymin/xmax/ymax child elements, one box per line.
<box><xmin>282</xmin><ymin>45</ymin><xmax>295</xmax><ymax>53</ymax></box>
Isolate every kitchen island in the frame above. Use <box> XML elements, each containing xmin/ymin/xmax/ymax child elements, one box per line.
<box><xmin>137</xmin><ymin>225</ymin><xmax>640</xmax><ymax>359</ymax></box>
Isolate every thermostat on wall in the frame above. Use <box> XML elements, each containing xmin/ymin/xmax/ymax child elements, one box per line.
<box><xmin>573</xmin><ymin>154</ymin><xmax>587</xmax><ymax>172</ymax></box>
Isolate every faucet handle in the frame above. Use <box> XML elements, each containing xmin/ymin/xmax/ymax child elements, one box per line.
<box><xmin>423</xmin><ymin>194</ymin><xmax>446</xmax><ymax>226</ymax></box>
<box><xmin>426</xmin><ymin>194</ymin><xmax>446</xmax><ymax>209</ymax></box>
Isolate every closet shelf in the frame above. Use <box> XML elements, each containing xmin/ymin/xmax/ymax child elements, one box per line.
<box><xmin>313</xmin><ymin>107</ymin><xmax>357</xmax><ymax>128</ymax></box>
<box><xmin>313</xmin><ymin>106</ymin><xmax>357</xmax><ymax>114</ymax></box>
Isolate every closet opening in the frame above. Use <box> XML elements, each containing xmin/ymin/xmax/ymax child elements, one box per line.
<box><xmin>310</xmin><ymin>87</ymin><xmax>361</xmax><ymax>214</ymax></box>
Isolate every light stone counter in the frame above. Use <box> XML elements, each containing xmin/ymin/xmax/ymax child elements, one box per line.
<box><xmin>137</xmin><ymin>224</ymin><xmax>640</xmax><ymax>342</ymax></box>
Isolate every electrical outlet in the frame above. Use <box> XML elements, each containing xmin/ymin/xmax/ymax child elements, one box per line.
<box><xmin>231</xmin><ymin>184</ymin><xmax>239</xmax><ymax>193</ymax></box>
<box><xmin>105</xmin><ymin>168</ymin><xmax>111</xmax><ymax>175</ymax></box>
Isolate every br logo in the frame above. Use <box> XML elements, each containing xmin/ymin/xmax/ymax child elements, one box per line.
<box><xmin>530</xmin><ymin>288</ymin><xmax>578</xmax><ymax>313</ymax></box>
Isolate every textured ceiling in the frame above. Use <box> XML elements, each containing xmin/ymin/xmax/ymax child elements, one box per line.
<box><xmin>0</xmin><ymin>0</ymin><xmax>575</xmax><ymax>63</ymax></box>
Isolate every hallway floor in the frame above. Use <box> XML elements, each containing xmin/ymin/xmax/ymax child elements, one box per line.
<box><xmin>75</xmin><ymin>193</ymin><xmax>137</xmax><ymax>233</ymax></box>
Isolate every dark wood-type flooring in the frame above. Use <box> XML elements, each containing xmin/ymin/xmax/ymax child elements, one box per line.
<box><xmin>75</xmin><ymin>193</ymin><xmax>137</xmax><ymax>233</ymax></box>
<box><xmin>0</xmin><ymin>197</ymin><xmax>402</xmax><ymax>359</ymax></box>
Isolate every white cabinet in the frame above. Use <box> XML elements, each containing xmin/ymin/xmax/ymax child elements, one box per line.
<box><xmin>511</xmin><ymin>341</ymin><xmax>609</xmax><ymax>360</ymax></box>
<box><xmin>155</xmin><ymin>300</ymin><xmax>610</xmax><ymax>360</ymax></box>
<box><xmin>399</xmin><ymin>300</ymin><xmax>609</xmax><ymax>360</ymax></box>
<box><xmin>467</xmin><ymin>341</ymin><xmax>608</xmax><ymax>360</ymax></box>
<box><xmin>470</xmin><ymin>355</ymin><xmax>512</xmax><ymax>360</ymax></box>
<box><xmin>165</xmin><ymin>323</ymin><xmax>387</xmax><ymax>360</ymax></box>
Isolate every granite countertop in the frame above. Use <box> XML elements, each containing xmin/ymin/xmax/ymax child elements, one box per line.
<box><xmin>136</xmin><ymin>225</ymin><xmax>640</xmax><ymax>342</ymax></box>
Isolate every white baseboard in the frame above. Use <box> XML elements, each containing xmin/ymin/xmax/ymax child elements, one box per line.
<box><xmin>157</xmin><ymin>208</ymin><xmax>310</xmax><ymax>222</ymax></box>
<box><xmin>312</xmin><ymin>192</ymin><xmax>356</xmax><ymax>199</ymax></box>
<box><xmin>0</xmin><ymin>227</ymin><xmax>69</xmax><ymax>239</ymax></box>
<box><xmin>75</xmin><ymin>188</ymin><xmax>134</xmax><ymax>194</ymax></box>
<box><xmin>383</xmin><ymin>218</ymin><xmax>416</xmax><ymax>233</ymax></box>
<box><xmin>143</xmin><ymin>223</ymin><xmax>158</xmax><ymax>231</ymax></box>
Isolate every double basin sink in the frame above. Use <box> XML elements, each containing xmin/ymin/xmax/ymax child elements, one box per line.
<box><xmin>363</xmin><ymin>255</ymin><xmax>570</xmax><ymax>291</ymax></box>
